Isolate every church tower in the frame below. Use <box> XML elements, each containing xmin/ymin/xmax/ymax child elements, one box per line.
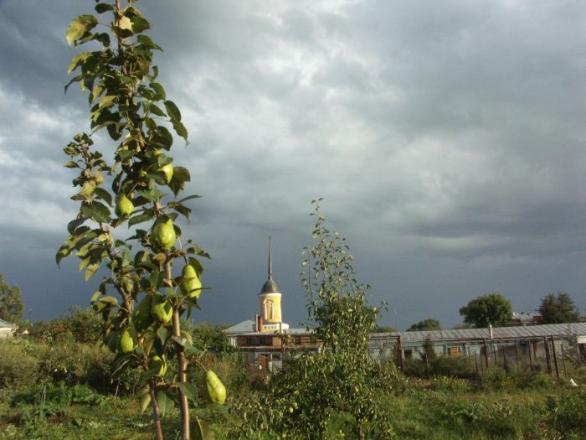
<box><xmin>258</xmin><ymin>237</ymin><xmax>288</xmax><ymax>332</ymax></box>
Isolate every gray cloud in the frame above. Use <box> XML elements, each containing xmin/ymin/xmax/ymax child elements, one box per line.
<box><xmin>1</xmin><ymin>0</ymin><xmax>585</xmax><ymax>328</ymax></box>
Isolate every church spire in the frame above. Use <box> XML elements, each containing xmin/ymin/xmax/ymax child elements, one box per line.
<box><xmin>268</xmin><ymin>235</ymin><xmax>273</xmax><ymax>280</ymax></box>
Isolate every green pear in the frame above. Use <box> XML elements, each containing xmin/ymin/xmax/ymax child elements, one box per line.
<box><xmin>119</xmin><ymin>329</ymin><xmax>135</xmax><ymax>353</ymax></box>
<box><xmin>160</xmin><ymin>163</ymin><xmax>174</xmax><ymax>183</ymax></box>
<box><xmin>206</xmin><ymin>370</ymin><xmax>226</xmax><ymax>405</ymax></box>
<box><xmin>151</xmin><ymin>219</ymin><xmax>176</xmax><ymax>250</ymax></box>
<box><xmin>115</xmin><ymin>194</ymin><xmax>134</xmax><ymax>217</ymax></box>
<box><xmin>133</xmin><ymin>295</ymin><xmax>153</xmax><ymax>332</ymax></box>
<box><xmin>151</xmin><ymin>295</ymin><xmax>173</xmax><ymax>324</ymax></box>
<box><xmin>149</xmin><ymin>355</ymin><xmax>167</xmax><ymax>377</ymax></box>
<box><xmin>180</xmin><ymin>264</ymin><xmax>202</xmax><ymax>298</ymax></box>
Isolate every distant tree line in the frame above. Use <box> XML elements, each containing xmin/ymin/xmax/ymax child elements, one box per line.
<box><xmin>397</xmin><ymin>290</ymin><xmax>583</xmax><ymax>332</ymax></box>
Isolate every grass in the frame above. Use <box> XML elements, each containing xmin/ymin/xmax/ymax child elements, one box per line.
<box><xmin>1</xmin><ymin>336</ymin><xmax>584</xmax><ymax>439</ymax></box>
<box><xmin>0</xmin><ymin>379</ymin><xmax>577</xmax><ymax>440</ymax></box>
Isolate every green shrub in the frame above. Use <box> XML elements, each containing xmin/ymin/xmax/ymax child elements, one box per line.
<box><xmin>517</xmin><ymin>372</ymin><xmax>555</xmax><ymax>390</ymax></box>
<box><xmin>0</xmin><ymin>340</ymin><xmax>40</xmax><ymax>388</ymax></box>
<box><xmin>477</xmin><ymin>367</ymin><xmax>517</xmax><ymax>390</ymax></box>
<box><xmin>429</xmin><ymin>376</ymin><xmax>471</xmax><ymax>394</ymax></box>
<box><xmin>403</xmin><ymin>356</ymin><xmax>476</xmax><ymax>379</ymax></box>
<box><xmin>547</xmin><ymin>388</ymin><xmax>586</xmax><ymax>438</ymax></box>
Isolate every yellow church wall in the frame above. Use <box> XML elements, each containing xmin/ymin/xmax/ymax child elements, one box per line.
<box><xmin>259</xmin><ymin>293</ymin><xmax>282</xmax><ymax>324</ymax></box>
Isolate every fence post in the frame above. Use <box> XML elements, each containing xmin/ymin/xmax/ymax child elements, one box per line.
<box><xmin>397</xmin><ymin>336</ymin><xmax>404</xmax><ymax>371</ymax></box>
<box><xmin>561</xmin><ymin>345</ymin><xmax>567</xmax><ymax>378</ymax></box>
<box><xmin>483</xmin><ymin>339</ymin><xmax>489</xmax><ymax>369</ymax></box>
<box><xmin>544</xmin><ymin>336</ymin><xmax>552</xmax><ymax>375</ymax></box>
<box><xmin>551</xmin><ymin>336</ymin><xmax>560</xmax><ymax>380</ymax></box>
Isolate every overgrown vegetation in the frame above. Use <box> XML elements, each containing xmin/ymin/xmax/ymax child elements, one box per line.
<box><xmin>2</xmin><ymin>330</ymin><xmax>586</xmax><ymax>440</ymax></box>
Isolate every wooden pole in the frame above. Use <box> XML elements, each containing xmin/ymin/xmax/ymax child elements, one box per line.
<box><xmin>528</xmin><ymin>341</ymin><xmax>534</xmax><ymax>371</ymax></box>
<box><xmin>561</xmin><ymin>345</ymin><xmax>567</xmax><ymax>378</ymax></box>
<box><xmin>515</xmin><ymin>341</ymin><xmax>521</xmax><ymax>372</ymax></box>
<box><xmin>483</xmin><ymin>339</ymin><xmax>489</xmax><ymax>369</ymax></box>
<box><xmin>490</xmin><ymin>341</ymin><xmax>498</xmax><ymax>367</ymax></box>
<box><xmin>544</xmin><ymin>336</ymin><xmax>552</xmax><ymax>375</ymax></box>
<box><xmin>397</xmin><ymin>336</ymin><xmax>404</xmax><ymax>371</ymax></box>
<box><xmin>551</xmin><ymin>337</ymin><xmax>560</xmax><ymax>380</ymax></box>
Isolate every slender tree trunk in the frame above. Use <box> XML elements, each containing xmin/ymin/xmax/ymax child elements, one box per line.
<box><xmin>165</xmin><ymin>261</ymin><xmax>190</xmax><ymax>439</ymax></box>
<box><xmin>150</xmin><ymin>380</ymin><xmax>165</xmax><ymax>440</ymax></box>
<box><xmin>173</xmin><ymin>309</ymin><xmax>191</xmax><ymax>439</ymax></box>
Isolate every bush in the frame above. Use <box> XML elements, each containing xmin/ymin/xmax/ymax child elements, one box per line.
<box><xmin>403</xmin><ymin>356</ymin><xmax>476</xmax><ymax>379</ymax></box>
<box><xmin>547</xmin><ymin>388</ymin><xmax>586</xmax><ymax>438</ymax></box>
<box><xmin>0</xmin><ymin>340</ymin><xmax>40</xmax><ymax>388</ymax></box>
<box><xmin>517</xmin><ymin>372</ymin><xmax>555</xmax><ymax>390</ymax></box>
<box><xmin>477</xmin><ymin>367</ymin><xmax>516</xmax><ymax>390</ymax></box>
<box><xmin>429</xmin><ymin>376</ymin><xmax>471</xmax><ymax>394</ymax></box>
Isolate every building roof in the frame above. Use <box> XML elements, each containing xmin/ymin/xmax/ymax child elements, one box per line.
<box><xmin>0</xmin><ymin>318</ymin><xmax>16</xmax><ymax>328</ymax></box>
<box><xmin>223</xmin><ymin>320</ymin><xmax>309</xmax><ymax>336</ymax></box>
<box><xmin>224</xmin><ymin>320</ymin><xmax>255</xmax><ymax>334</ymax></box>
<box><xmin>260</xmin><ymin>279</ymin><xmax>280</xmax><ymax>294</ymax></box>
<box><xmin>373</xmin><ymin>322</ymin><xmax>586</xmax><ymax>344</ymax></box>
<box><xmin>226</xmin><ymin>321</ymin><xmax>586</xmax><ymax>342</ymax></box>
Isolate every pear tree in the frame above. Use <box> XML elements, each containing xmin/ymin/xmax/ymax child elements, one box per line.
<box><xmin>57</xmin><ymin>1</ymin><xmax>223</xmax><ymax>438</ymax></box>
<box><xmin>236</xmin><ymin>200</ymin><xmax>396</xmax><ymax>439</ymax></box>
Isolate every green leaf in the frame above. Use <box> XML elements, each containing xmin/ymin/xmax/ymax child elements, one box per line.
<box><xmin>137</xmin><ymin>35</ymin><xmax>162</xmax><ymax>51</ymax></box>
<box><xmin>66</xmin><ymin>15</ymin><xmax>98</xmax><ymax>46</ymax></box>
<box><xmin>173</xmin><ymin>204</ymin><xmax>191</xmax><ymax>221</ymax></box>
<box><xmin>93</xmin><ymin>187</ymin><xmax>113</xmax><ymax>206</ymax></box>
<box><xmin>187</xmin><ymin>245</ymin><xmax>211</xmax><ymax>260</ymax></box>
<box><xmin>99</xmin><ymin>95</ymin><xmax>117</xmax><ymax>109</ymax></box>
<box><xmin>81</xmin><ymin>201</ymin><xmax>111</xmax><ymax>223</ymax></box>
<box><xmin>169</xmin><ymin>166</ymin><xmax>190</xmax><ymax>196</ymax></box>
<box><xmin>188</xmin><ymin>257</ymin><xmax>204</xmax><ymax>276</ymax></box>
<box><xmin>150</xmin><ymin>126</ymin><xmax>173</xmax><ymax>150</ymax></box>
<box><xmin>64</xmin><ymin>160</ymin><xmax>79</xmax><ymax>168</ymax></box>
<box><xmin>177</xmin><ymin>383</ymin><xmax>199</xmax><ymax>404</ymax></box>
<box><xmin>90</xmin><ymin>291</ymin><xmax>102</xmax><ymax>303</ymax></box>
<box><xmin>193</xmin><ymin>417</ymin><xmax>215</xmax><ymax>440</ymax></box>
<box><xmin>151</xmin><ymin>83</ymin><xmax>166</xmax><ymax>101</ymax></box>
<box><xmin>93</xmin><ymin>32</ymin><xmax>111</xmax><ymax>47</ymax></box>
<box><xmin>136</xmin><ymin>189</ymin><xmax>163</xmax><ymax>203</ymax></box>
<box><xmin>55</xmin><ymin>245</ymin><xmax>71</xmax><ymax>265</ymax></box>
<box><xmin>177</xmin><ymin>194</ymin><xmax>201</xmax><ymax>204</ymax></box>
<box><xmin>67</xmin><ymin>218</ymin><xmax>86</xmax><ymax>234</ymax></box>
<box><xmin>95</xmin><ymin>3</ymin><xmax>114</xmax><ymax>14</ymax></box>
<box><xmin>131</xmin><ymin>16</ymin><xmax>150</xmax><ymax>33</ymax></box>
<box><xmin>172</xmin><ymin>120</ymin><xmax>188</xmax><ymax>141</ymax></box>
<box><xmin>85</xmin><ymin>262</ymin><xmax>100</xmax><ymax>281</ymax></box>
<box><xmin>67</xmin><ymin>52</ymin><xmax>89</xmax><ymax>74</ymax></box>
<box><xmin>139</xmin><ymin>393</ymin><xmax>152</xmax><ymax>414</ymax></box>
<box><xmin>128</xmin><ymin>210</ymin><xmax>155</xmax><ymax>227</ymax></box>
<box><xmin>64</xmin><ymin>74</ymin><xmax>82</xmax><ymax>93</ymax></box>
<box><xmin>155</xmin><ymin>390</ymin><xmax>174</xmax><ymax>417</ymax></box>
<box><xmin>149</xmin><ymin>104</ymin><xmax>166</xmax><ymax>117</ymax></box>
<box><xmin>164</xmin><ymin>100</ymin><xmax>181</xmax><ymax>121</ymax></box>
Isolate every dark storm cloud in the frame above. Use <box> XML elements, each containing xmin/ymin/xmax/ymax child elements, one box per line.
<box><xmin>1</xmin><ymin>0</ymin><xmax>585</xmax><ymax>328</ymax></box>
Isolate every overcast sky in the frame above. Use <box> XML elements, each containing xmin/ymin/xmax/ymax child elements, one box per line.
<box><xmin>1</xmin><ymin>0</ymin><xmax>586</xmax><ymax>329</ymax></box>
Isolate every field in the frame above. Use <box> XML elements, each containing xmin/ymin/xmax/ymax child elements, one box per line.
<box><xmin>1</xmin><ymin>334</ymin><xmax>586</xmax><ymax>440</ymax></box>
